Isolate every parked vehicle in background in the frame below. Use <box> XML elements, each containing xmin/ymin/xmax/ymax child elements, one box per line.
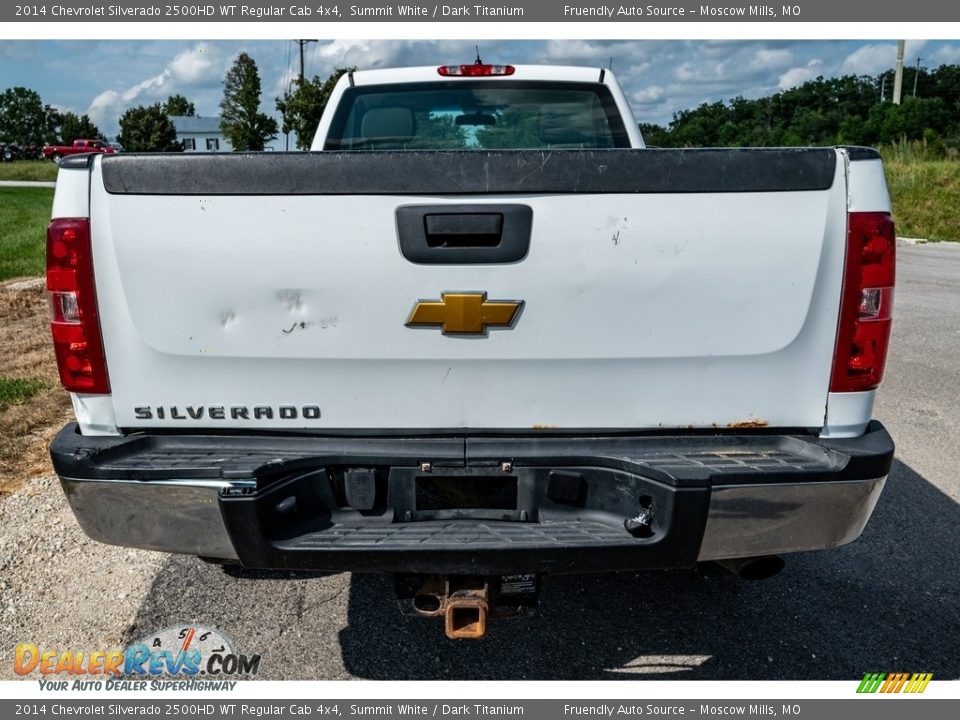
<box><xmin>42</xmin><ymin>138</ymin><xmax>115</xmax><ymax>162</ymax></box>
<box><xmin>1</xmin><ymin>142</ymin><xmax>43</xmax><ymax>161</ymax></box>
<box><xmin>47</xmin><ymin>62</ymin><xmax>896</xmax><ymax>640</ymax></box>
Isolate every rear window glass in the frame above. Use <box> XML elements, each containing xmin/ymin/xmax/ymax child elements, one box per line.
<box><xmin>324</xmin><ymin>81</ymin><xmax>631</xmax><ymax>150</ymax></box>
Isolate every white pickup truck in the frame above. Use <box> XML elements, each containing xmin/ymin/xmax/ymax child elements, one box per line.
<box><xmin>48</xmin><ymin>63</ymin><xmax>895</xmax><ymax>638</ymax></box>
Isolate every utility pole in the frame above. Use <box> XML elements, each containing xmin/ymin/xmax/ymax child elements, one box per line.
<box><xmin>879</xmin><ymin>75</ymin><xmax>886</xmax><ymax>102</ymax></box>
<box><xmin>893</xmin><ymin>40</ymin><xmax>905</xmax><ymax>105</ymax></box>
<box><xmin>913</xmin><ymin>56</ymin><xmax>922</xmax><ymax>97</ymax></box>
<box><xmin>294</xmin><ymin>39</ymin><xmax>317</xmax><ymax>83</ymax></box>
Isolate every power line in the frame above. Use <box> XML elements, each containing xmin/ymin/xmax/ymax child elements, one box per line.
<box><xmin>294</xmin><ymin>39</ymin><xmax>317</xmax><ymax>84</ymax></box>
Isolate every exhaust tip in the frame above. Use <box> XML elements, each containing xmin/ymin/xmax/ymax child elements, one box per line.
<box><xmin>717</xmin><ymin>555</ymin><xmax>785</xmax><ymax>581</ymax></box>
<box><xmin>413</xmin><ymin>593</ymin><xmax>443</xmax><ymax>615</ymax></box>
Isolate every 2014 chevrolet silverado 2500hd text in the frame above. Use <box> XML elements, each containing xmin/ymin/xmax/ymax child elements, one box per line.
<box><xmin>48</xmin><ymin>63</ymin><xmax>895</xmax><ymax>638</ymax></box>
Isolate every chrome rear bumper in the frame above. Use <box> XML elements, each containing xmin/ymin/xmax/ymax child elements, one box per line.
<box><xmin>61</xmin><ymin>477</ymin><xmax>242</xmax><ymax>560</ymax></box>
<box><xmin>53</xmin><ymin>422</ymin><xmax>894</xmax><ymax>572</ymax></box>
<box><xmin>59</xmin><ymin>473</ymin><xmax>888</xmax><ymax>567</ymax></box>
<box><xmin>696</xmin><ymin>477</ymin><xmax>886</xmax><ymax>561</ymax></box>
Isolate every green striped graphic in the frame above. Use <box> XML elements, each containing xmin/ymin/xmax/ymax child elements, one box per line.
<box><xmin>857</xmin><ymin>673</ymin><xmax>886</xmax><ymax>693</ymax></box>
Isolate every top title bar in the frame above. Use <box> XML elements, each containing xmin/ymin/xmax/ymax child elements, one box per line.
<box><xmin>5</xmin><ymin>0</ymin><xmax>960</xmax><ymax>22</ymax></box>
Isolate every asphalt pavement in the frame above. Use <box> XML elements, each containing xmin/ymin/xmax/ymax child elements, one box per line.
<box><xmin>1</xmin><ymin>242</ymin><xmax>958</xmax><ymax>680</ymax></box>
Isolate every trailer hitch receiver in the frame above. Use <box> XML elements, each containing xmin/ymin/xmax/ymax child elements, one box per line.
<box><xmin>397</xmin><ymin>573</ymin><xmax>540</xmax><ymax>639</ymax></box>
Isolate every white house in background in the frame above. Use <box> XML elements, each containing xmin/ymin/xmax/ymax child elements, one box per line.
<box><xmin>170</xmin><ymin>116</ymin><xmax>232</xmax><ymax>152</ymax></box>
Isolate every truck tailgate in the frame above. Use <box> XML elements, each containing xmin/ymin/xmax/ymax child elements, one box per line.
<box><xmin>87</xmin><ymin>149</ymin><xmax>847</xmax><ymax>431</ymax></box>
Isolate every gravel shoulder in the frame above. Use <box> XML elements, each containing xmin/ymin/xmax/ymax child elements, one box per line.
<box><xmin>0</xmin><ymin>475</ymin><xmax>165</xmax><ymax>667</ymax></box>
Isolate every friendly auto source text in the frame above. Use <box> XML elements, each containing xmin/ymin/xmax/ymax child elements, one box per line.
<box><xmin>563</xmin><ymin>5</ymin><xmax>782</xmax><ymax>16</ymax></box>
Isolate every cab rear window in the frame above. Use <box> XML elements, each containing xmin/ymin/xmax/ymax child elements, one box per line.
<box><xmin>324</xmin><ymin>81</ymin><xmax>631</xmax><ymax>150</ymax></box>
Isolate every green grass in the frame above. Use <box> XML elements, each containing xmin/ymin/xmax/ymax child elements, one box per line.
<box><xmin>0</xmin><ymin>161</ymin><xmax>58</xmax><ymax>182</ymax></box>
<box><xmin>0</xmin><ymin>187</ymin><xmax>53</xmax><ymax>281</ymax></box>
<box><xmin>0</xmin><ymin>377</ymin><xmax>46</xmax><ymax>411</ymax></box>
<box><xmin>884</xmin><ymin>159</ymin><xmax>960</xmax><ymax>241</ymax></box>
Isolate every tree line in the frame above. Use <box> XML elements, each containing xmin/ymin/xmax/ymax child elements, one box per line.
<box><xmin>6</xmin><ymin>57</ymin><xmax>960</xmax><ymax>154</ymax></box>
<box><xmin>640</xmin><ymin>64</ymin><xmax>960</xmax><ymax>154</ymax></box>
<box><xmin>0</xmin><ymin>86</ymin><xmax>103</xmax><ymax>149</ymax></box>
<box><xmin>0</xmin><ymin>52</ymin><xmax>283</xmax><ymax>153</ymax></box>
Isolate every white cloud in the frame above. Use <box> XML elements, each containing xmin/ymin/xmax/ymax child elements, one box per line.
<box><xmin>933</xmin><ymin>45</ymin><xmax>960</xmax><ymax>64</ymax></box>
<box><xmin>85</xmin><ymin>72</ymin><xmax>169</xmax><ymax>128</ymax></box>
<box><xmin>50</xmin><ymin>103</ymin><xmax>79</xmax><ymax>115</ymax></box>
<box><xmin>121</xmin><ymin>72</ymin><xmax>171</xmax><ymax>101</ymax></box>
<box><xmin>696</xmin><ymin>40</ymin><xmax>747</xmax><ymax>61</ymax></box>
<box><xmin>86</xmin><ymin>90</ymin><xmax>122</xmax><ymax>130</ymax></box>
<box><xmin>313</xmin><ymin>39</ymin><xmax>473</xmax><ymax>73</ymax></box>
<box><xmin>842</xmin><ymin>41</ymin><xmax>928</xmax><ymax>76</ymax></box>
<box><xmin>317</xmin><ymin>39</ymin><xmax>388</xmax><ymax>66</ymax></box>
<box><xmin>84</xmin><ymin>42</ymin><xmax>231</xmax><ymax>131</ymax></box>
<box><xmin>168</xmin><ymin>43</ymin><xmax>225</xmax><ymax>86</ymax></box>
<box><xmin>542</xmin><ymin>39</ymin><xmax>632</xmax><ymax>64</ymax></box>
<box><xmin>779</xmin><ymin>60</ymin><xmax>824</xmax><ymax>90</ymax></box>
<box><xmin>674</xmin><ymin>62</ymin><xmax>697</xmax><ymax>81</ymax></box>
<box><xmin>751</xmin><ymin>48</ymin><xmax>793</xmax><ymax>70</ymax></box>
<box><xmin>631</xmin><ymin>86</ymin><xmax>665</xmax><ymax>104</ymax></box>
<box><xmin>842</xmin><ymin>44</ymin><xmax>895</xmax><ymax>75</ymax></box>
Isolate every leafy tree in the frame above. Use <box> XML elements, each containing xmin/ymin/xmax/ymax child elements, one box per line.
<box><xmin>782</xmin><ymin>109</ymin><xmax>832</xmax><ymax>146</ymax></box>
<box><xmin>878</xmin><ymin>66</ymin><xmax>936</xmax><ymax>104</ymax></box>
<box><xmin>276</xmin><ymin>67</ymin><xmax>354</xmax><ymax>150</ymax></box>
<box><xmin>219</xmin><ymin>52</ymin><xmax>278</xmax><ymax>151</ymax></box>
<box><xmin>59</xmin><ymin>112</ymin><xmax>103</xmax><ymax>145</ymax></box>
<box><xmin>866</xmin><ymin>96</ymin><xmax>953</xmax><ymax>144</ymax></box>
<box><xmin>837</xmin><ymin>115</ymin><xmax>869</xmax><ymax>145</ymax></box>
<box><xmin>0</xmin><ymin>86</ymin><xmax>59</xmax><ymax>146</ymax></box>
<box><xmin>408</xmin><ymin>113</ymin><xmax>466</xmax><ymax>149</ymax></box>
<box><xmin>474</xmin><ymin>108</ymin><xmax>542</xmax><ymax>148</ymax></box>
<box><xmin>647</xmin><ymin>66</ymin><xmax>960</xmax><ymax>149</ymax></box>
<box><xmin>638</xmin><ymin>122</ymin><xmax>671</xmax><ymax>147</ymax></box>
<box><xmin>930</xmin><ymin>64</ymin><xmax>960</xmax><ymax>108</ymax></box>
<box><xmin>668</xmin><ymin>101</ymin><xmax>731</xmax><ymax>147</ymax></box>
<box><xmin>163</xmin><ymin>94</ymin><xmax>196</xmax><ymax>117</ymax></box>
<box><xmin>117</xmin><ymin>104</ymin><xmax>182</xmax><ymax>151</ymax></box>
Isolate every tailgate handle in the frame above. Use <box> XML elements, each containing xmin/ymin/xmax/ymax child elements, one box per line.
<box><xmin>425</xmin><ymin>213</ymin><xmax>503</xmax><ymax>247</ymax></box>
<box><xmin>397</xmin><ymin>204</ymin><xmax>532</xmax><ymax>264</ymax></box>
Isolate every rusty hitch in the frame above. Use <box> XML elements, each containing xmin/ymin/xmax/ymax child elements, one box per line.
<box><xmin>396</xmin><ymin>574</ymin><xmax>540</xmax><ymax>639</ymax></box>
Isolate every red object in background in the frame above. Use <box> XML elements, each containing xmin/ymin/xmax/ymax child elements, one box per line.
<box><xmin>41</xmin><ymin>139</ymin><xmax>117</xmax><ymax>161</ymax></box>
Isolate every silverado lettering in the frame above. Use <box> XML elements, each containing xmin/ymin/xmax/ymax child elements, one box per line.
<box><xmin>133</xmin><ymin>405</ymin><xmax>322</xmax><ymax>420</ymax></box>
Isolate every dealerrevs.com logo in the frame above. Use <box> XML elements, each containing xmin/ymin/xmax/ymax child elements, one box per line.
<box><xmin>14</xmin><ymin>626</ymin><xmax>261</xmax><ymax>690</ymax></box>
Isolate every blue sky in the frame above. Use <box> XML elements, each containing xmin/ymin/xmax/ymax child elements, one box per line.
<box><xmin>2</xmin><ymin>39</ymin><xmax>960</xmax><ymax>140</ymax></box>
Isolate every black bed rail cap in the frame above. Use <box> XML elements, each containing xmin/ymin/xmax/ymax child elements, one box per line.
<box><xmin>840</xmin><ymin>146</ymin><xmax>882</xmax><ymax>161</ymax></box>
<box><xmin>100</xmin><ymin>147</ymin><xmax>838</xmax><ymax>196</ymax></box>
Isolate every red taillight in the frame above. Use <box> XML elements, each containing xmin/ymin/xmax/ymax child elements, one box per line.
<box><xmin>830</xmin><ymin>212</ymin><xmax>896</xmax><ymax>392</ymax></box>
<box><xmin>46</xmin><ymin>218</ymin><xmax>110</xmax><ymax>393</ymax></box>
<box><xmin>437</xmin><ymin>64</ymin><xmax>515</xmax><ymax>77</ymax></box>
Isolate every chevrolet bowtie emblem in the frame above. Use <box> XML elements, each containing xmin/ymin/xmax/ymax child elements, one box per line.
<box><xmin>406</xmin><ymin>292</ymin><xmax>523</xmax><ymax>335</ymax></box>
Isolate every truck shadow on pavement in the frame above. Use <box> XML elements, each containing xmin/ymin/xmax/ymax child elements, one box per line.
<box><xmin>123</xmin><ymin>459</ymin><xmax>959</xmax><ymax>680</ymax></box>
